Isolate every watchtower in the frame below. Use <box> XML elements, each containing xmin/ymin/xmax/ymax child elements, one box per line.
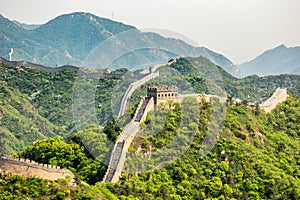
<box><xmin>147</xmin><ymin>86</ymin><xmax>178</xmax><ymax>105</ymax></box>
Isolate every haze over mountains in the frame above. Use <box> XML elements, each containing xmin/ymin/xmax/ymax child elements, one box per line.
<box><xmin>1</xmin><ymin>12</ymin><xmax>300</xmax><ymax>77</ymax></box>
<box><xmin>0</xmin><ymin>12</ymin><xmax>239</xmax><ymax>75</ymax></box>
<box><xmin>238</xmin><ymin>44</ymin><xmax>300</xmax><ymax>76</ymax></box>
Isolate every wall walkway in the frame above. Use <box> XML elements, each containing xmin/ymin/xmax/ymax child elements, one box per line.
<box><xmin>103</xmin><ymin>97</ymin><xmax>154</xmax><ymax>182</ymax></box>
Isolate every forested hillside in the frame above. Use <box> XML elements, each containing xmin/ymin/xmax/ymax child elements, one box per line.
<box><xmin>127</xmin><ymin>56</ymin><xmax>300</xmax><ymax>105</ymax></box>
<box><xmin>0</xmin><ymin>84</ymin><xmax>58</xmax><ymax>154</ymax></box>
<box><xmin>0</xmin><ymin>55</ymin><xmax>299</xmax><ymax>198</ymax></box>
<box><xmin>0</xmin><ymin>61</ymin><xmax>125</xmax><ymax>154</ymax></box>
<box><xmin>1</xmin><ymin>56</ymin><xmax>300</xmax><ymax>155</ymax></box>
<box><xmin>109</xmin><ymin>95</ymin><xmax>300</xmax><ymax>199</ymax></box>
<box><xmin>1</xmin><ymin>95</ymin><xmax>299</xmax><ymax>199</ymax></box>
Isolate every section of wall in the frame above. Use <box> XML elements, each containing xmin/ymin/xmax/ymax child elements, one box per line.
<box><xmin>0</xmin><ymin>157</ymin><xmax>74</xmax><ymax>181</ymax></box>
<box><xmin>259</xmin><ymin>88</ymin><xmax>287</xmax><ymax>113</ymax></box>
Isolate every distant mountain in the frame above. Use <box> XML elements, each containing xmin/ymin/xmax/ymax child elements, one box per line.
<box><xmin>238</xmin><ymin>44</ymin><xmax>300</xmax><ymax>76</ymax></box>
<box><xmin>0</xmin><ymin>12</ymin><xmax>240</xmax><ymax>76</ymax></box>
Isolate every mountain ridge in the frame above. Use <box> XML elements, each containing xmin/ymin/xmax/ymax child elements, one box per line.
<box><xmin>0</xmin><ymin>12</ymin><xmax>241</xmax><ymax>76</ymax></box>
<box><xmin>238</xmin><ymin>44</ymin><xmax>300</xmax><ymax>76</ymax></box>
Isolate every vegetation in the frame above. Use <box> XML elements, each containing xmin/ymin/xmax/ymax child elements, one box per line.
<box><xmin>168</xmin><ymin>56</ymin><xmax>300</xmax><ymax>101</ymax></box>
<box><xmin>0</xmin><ymin>56</ymin><xmax>300</xmax><ymax>199</ymax></box>
<box><xmin>1</xmin><ymin>56</ymin><xmax>299</xmax><ymax>154</ymax></box>
<box><xmin>19</xmin><ymin>124</ymin><xmax>112</xmax><ymax>185</ymax></box>
<box><xmin>0</xmin><ymin>83</ymin><xmax>58</xmax><ymax>154</ymax></box>
<box><xmin>108</xmin><ymin>95</ymin><xmax>300</xmax><ymax>199</ymax></box>
<box><xmin>2</xmin><ymin>95</ymin><xmax>298</xmax><ymax>199</ymax></box>
<box><xmin>0</xmin><ymin>173</ymin><xmax>117</xmax><ymax>200</ymax></box>
<box><xmin>127</xmin><ymin>57</ymin><xmax>300</xmax><ymax>108</ymax></box>
<box><xmin>0</xmin><ymin>12</ymin><xmax>235</xmax><ymax>73</ymax></box>
<box><xmin>0</xmin><ymin>61</ymin><xmax>123</xmax><ymax>153</ymax></box>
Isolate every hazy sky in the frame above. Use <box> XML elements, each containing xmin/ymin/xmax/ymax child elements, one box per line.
<box><xmin>1</xmin><ymin>0</ymin><xmax>300</xmax><ymax>64</ymax></box>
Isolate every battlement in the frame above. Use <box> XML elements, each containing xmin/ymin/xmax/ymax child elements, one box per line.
<box><xmin>0</xmin><ymin>156</ymin><xmax>61</xmax><ymax>169</ymax></box>
<box><xmin>147</xmin><ymin>86</ymin><xmax>178</xmax><ymax>93</ymax></box>
<box><xmin>0</xmin><ymin>156</ymin><xmax>74</xmax><ymax>181</ymax></box>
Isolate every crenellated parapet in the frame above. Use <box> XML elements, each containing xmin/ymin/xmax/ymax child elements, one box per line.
<box><xmin>0</xmin><ymin>156</ymin><xmax>74</xmax><ymax>181</ymax></box>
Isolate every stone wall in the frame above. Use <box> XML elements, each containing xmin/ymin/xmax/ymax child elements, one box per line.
<box><xmin>259</xmin><ymin>88</ymin><xmax>287</xmax><ymax>113</ymax></box>
<box><xmin>139</xmin><ymin>97</ymin><xmax>154</xmax><ymax>122</ymax></box>
<box><xmin>0</xmin><ymin>56</ymin><xmax>113</xmax><ymax>79</ymax></box>
<box><xmin>103</xmin><ymin>97</ymin><xmax>154</xmax><ymax>182</ymax></box>
<box><xmin>134</xmin><ymin>97</ymin><xmax>155</xmax><ymax>122</ymax></box>
<box><xmin>0</xmin><ymin>157</ymin><xmax>74</xmax><ymax>181</ymax></box>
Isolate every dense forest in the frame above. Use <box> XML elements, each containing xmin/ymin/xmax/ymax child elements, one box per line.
<box><xmin>110</xmin><ymin>95</ymin><xmax>300</xmax><ymax>199</ymax></box>
<box><xmin>1</xmin><ymin>95</ymin><xmax>299</xmax><ymax>199</ymax></box>
<box><xmin>0</xmin><ymin>57</ymin><xmax>300</xmax><ymax>199</ymax></box>
<box><xmin>0</xmin><ymin>61</ymin><xmax>129</xmax><ymax>154</ymax></box>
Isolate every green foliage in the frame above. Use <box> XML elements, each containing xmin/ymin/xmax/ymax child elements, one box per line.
<box><xmin>1</xmin><ymin>56</ymin><xmax>300</xmax><ymax>199</ymax></box>
<box><xmin>1</xmin><ymin>56</ymin><xmax>300</xmax><ymax>155</ymax></box>
<box><xmin>0</xmin><ymin>62</ymin><xmax>120</xmax><ymax>154</ymax></box>
<box><xmin>19</xmin><ymin>128</ymin><xmax>109</xmax><ymax>185</ymax></box>
<box><xmin>20</xmin><ymin>136</ymin><xmax>86</xmax><ymax>168</ymax></box>
<box><xmin>103</xmin><ymin>117</ymin><xmax>122</xmax><ymax>142</ymax></box>
<box><xmin>107</xmin><ymin>96</ymin><xmax>300</xmax><ymax>199</ymax></box>
<box><xmin>0</xmin><ymin>174</ymin><xmax>117</xmax><ymax>200</ymax></box>
<box><xmin>0</xmin><ymin>83</ymin><xmax>58</xmax><ymax>154</ymax></box>
<box><xmin>168</xmin><ymin>57</ymin><xmax>300</xmax><ymax>101</ymax></box>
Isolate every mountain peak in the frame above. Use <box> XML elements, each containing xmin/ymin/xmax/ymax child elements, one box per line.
<box><xmin>238</xmin><ymin>44</ymin><xmax>300</xmax><ymax>76</ymax></box>
<box><xmin>274</xmin><ymin>44</ymin><xmax>287</xmax><ymax>50</ymax></box>
<box><xmin>0</xmin><ymin>12</ymin><xmax>236</xmax><ymax>75</ymax></box>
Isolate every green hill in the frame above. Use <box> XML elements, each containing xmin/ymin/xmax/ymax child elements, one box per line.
<box><xmin>0</xmin><ymin>84</ymin><xmax>58</xmax><ymax>154</ymax></box>
<box><xmin>0</xmin><ymin>59</ymin><xmax>124</xmax><ymax>154</ymax></box>
<box><xmin>0</xmin><ymin>56</ymin><xmax>300</xmax><ymax>155</ymax></box>
<box><xmin>1</xmin><ymin>95</ymin><xmax>299</xmax><ymax>199</ymax></box>
<box><xmin>107</xmin><ymin>95</ymin><xmax>300</xmax><ymax>199</ymax></box>
<box><xmin>0</xmin><ymin>55</ymin><xmax>299</xmax><ymax>199</ymax></box>
<box><xmin>169</xmin><ymin>56</ymin><xmax>300</xmax><ymax>101</ymax></box>
<box><xmin>0</xmin><ymin>12</ymin><xmax>239</xmax><ymax>75</ymax></box>
<box><xmin>127</xmin><ymin>56</ymin><xmax>300</xmax><ymax>105</ymax></box>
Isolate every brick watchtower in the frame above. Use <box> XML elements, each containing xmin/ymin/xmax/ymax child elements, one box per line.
<box><xmin>147</xmin><ymin>86</ymin><xmax>178</xmax><ymax>105</ymax></box>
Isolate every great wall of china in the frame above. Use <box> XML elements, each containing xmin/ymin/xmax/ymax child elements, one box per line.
<box><xmin>0</xmin><ymin>56</ymin><xmax>113</xmax><ymax>79</ymax></box>
<box><xmin>259</xmin><ymin>88</ymin><xmax>287</xmax><ymax>113</ymax></box>
<box><xmin>0</xmin><ymin>56</ymin><xmax>288</xmax><ymax>183</ymax></box>
<box><xmin>0</xmin><ymin>156</ymin><xmax>74</xmax><ymax>181</ymax></box>
<box><xmin>103</xmin><ymin>84</ymin><xmax>288</xmax><ymax>183</ymax></box>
